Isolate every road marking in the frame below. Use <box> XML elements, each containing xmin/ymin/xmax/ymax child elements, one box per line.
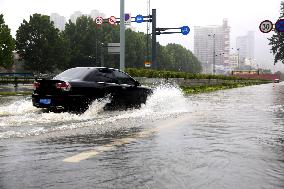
<box><xmin>63</xmin><ymin>116</ymin><xmax>188</xmax><ymax>163</ymax></box>
<box><xmin>64</xmin><ymin>151</ymin><xmax>99</xmax><ymax>163</ymax></box>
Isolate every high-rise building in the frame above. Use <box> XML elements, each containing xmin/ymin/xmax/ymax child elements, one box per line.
<box><xmin>70</xmin><ymin>10</ymin><xmax>106</xmax><ymax>23</ymax></box>
<box><xmin>50</xmin><ymin>13</ymin><xmax>66</xmax><ymax>31</ymax></box>
<box><xmin>70</xmin><ymin>11</ymin><xmax>83</xmax><ymax>23</ymax></box>
<box><xmin>229</xmin><ymin>53</ymin><xmax>239</xmax><ymax>69</ymax></box>
<box><xmin>90</xmin><ymin>10</ymin><xmax>106</xmax><ymax>19</ymax></box>
<box><xmin>236</xmin><ymin>31</ymin><xmax>255</xmax><ymax>67</ymax></box>
<box><xmin>194</xmin><ymin>19</ymin><xmax>230</xmax><ymax>74</ymax></box>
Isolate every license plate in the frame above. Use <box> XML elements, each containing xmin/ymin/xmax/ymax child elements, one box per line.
<box><xmin>39</xmin><ymin>98</ymin><xmax>51</xmax><ymax>105</ymax></box>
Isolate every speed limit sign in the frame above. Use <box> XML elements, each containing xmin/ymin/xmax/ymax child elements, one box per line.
<box><xmin>95</xmin><ymin>16</ymin><xmax>103</xmax><ymax>25</ymax></box>
<box><xmin>259</xmin><ymin>20</ymin><xmax>273</xmax><ymax>33</ymax></box>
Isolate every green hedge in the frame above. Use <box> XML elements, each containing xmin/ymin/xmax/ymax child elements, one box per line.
<box><xmin>125</xmin><ymin>68</ymin><xmax>248</xmax><ymax>80</ymax></box>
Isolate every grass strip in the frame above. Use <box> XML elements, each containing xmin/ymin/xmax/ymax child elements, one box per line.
<box><xmin>0</xmin><ymin>91</ymin><xmax>32</xmax><ymax>96</ymax></box>
<box><xmin>181</xmin><ymin>82</ymin><xmax>264</xmax><ymax>94</ymax></box>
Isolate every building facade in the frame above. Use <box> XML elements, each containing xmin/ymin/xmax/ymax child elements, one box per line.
<box><xmin>236</xmin><ymin>31</ymin><xmax>255</xmax><ymax>68</ymax></box>
<box><xmin>90</xmin><ymin>10</ymin><xmax>106</xmax><ymax>19</ymax></box>
<box><xmin>50</xmin><ymin>13</ymin><xmax>66</xmax><ymax>31</ymax></box>
<box><xmin>229</xmin><ymin>53</ymin><xmax>239</xmax><ymax>69</ymax></box>
<box><xmin>70</xmin><ymin>11</ymin><xmax>83</xmax><ymax>23</ymax></box>
<box><xmin>194</xmin><ymin>19</ymin><xmax>230</xmax><ymax>74</ymax></box>
<box><xmin>70</xmin><ymin>10</ymin><xmax>106</xmax><ymax>24</ymax></box>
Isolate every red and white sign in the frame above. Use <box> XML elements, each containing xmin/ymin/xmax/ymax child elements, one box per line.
<box><xmin>95</xmin><ymin>16</ymin><xmax>103</xmax><ymax>25</ymax></box>
<box><xmin>108</xmin><ymin>16</ymin><xmax>116</xmax><ymax>25</ymax></box>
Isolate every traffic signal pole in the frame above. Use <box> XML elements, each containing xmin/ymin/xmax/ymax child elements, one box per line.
<box><xmin>120</xmin><ymin>0</ymin><xmax>125</xmax><ymax>71</ymax></box>
<box><xmin>151</xmin><ymin>9</ymin><xmax>157</xmax><ymax>69</ymax></box>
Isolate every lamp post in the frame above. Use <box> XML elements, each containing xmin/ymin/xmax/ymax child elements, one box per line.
<box><xmin>219</xmin><ymin>52</ymin><xmax>225</xmax><ymax>65</ymax></box>
<box><xmin>208</xmin><ymin>34</ymin><xmax>216</xmax><ymax>75</ymax></box>
<box><xmin>100</xmin><ymin>43</ymin><xmax>105</xmax><ymax>67</ymax></box>
<box><xmin>237</xmin><ymin>48</ymin><xmax>240</xmax><ymax>70</ymax></box>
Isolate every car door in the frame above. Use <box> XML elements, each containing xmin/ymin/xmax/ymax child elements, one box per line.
<box><xmin>83</xmin><ymin>69</ymin><xmax>119</xmax><ymax>100</ymax></box>
<box><xmin>112</xmin><ymin>70</ymin><xmax>142</xmax><ymax>105</ymax></box>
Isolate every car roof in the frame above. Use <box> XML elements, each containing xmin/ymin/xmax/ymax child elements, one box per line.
<box><xmin>75</xmin><ymin>67</ymin><xmax>116</xmax><ymax>70</ymax></box>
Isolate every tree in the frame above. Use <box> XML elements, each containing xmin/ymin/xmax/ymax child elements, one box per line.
<box><xmin>0</xmin><ymin>14</ymin><xmax>15</xmax><ymax>69</ymax></box>
<box><xmin>125</xmin><ymin>29</ymin><xmax>147</xmax><ymax>68</ymax></box>
<box><xmin>15</xmin><ymin>14</ymin><xmax>66</xmax><ymax>73</ymax></box>
<box><xmin>157</xmin><ymin>43</ymin><xmax>202</xmax><ymax>73</ymax></box>
<box><xmin>63</xmin><ymin>16</ymin><xmax>99</xmax><ymax>69</ymax></box>
<box><xmin>63</xmin><ymin>16</ymin><xmax>201</xmax><ymax>73</ymax></box>
<box><xmin>269</xmin><ymin>1</ymin><xmax>284</xmax><ymax>64</ymax></box>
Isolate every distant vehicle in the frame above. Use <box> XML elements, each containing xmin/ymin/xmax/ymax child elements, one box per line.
<box><xmin>32</xmin><ymin>67</ymin><xmax>152</xmax><ymax>112</ymax></box>
<box><xmin>274</xmin><ymin>79</ymin><xmax>280</xmax><ymax>83</ymax></box>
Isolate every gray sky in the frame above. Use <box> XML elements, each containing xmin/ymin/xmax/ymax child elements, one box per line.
<box><xmin>1</xmin><ymin>0</ymin><xmax>283</xmax><ymax>71</ymax></box>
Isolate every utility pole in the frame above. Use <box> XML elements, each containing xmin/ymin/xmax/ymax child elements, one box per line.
<box><xmin>237</xmin><ymin>48</ymin><xmax>240</xmax><ymax>70</ymax></box>
<box><xmin>213</xmin><ymin>35</ymin><xmax>216</xmax><ymax>74</ymax></box>
<box><xmin>101</xmin><ymin>43</ymin><xmax>104</xmax><ymax>67</ymax></box>
<box><xmin>151</xmin><ymin>9</ymin><xmax>156</xmax><ymax>69</ymax></box>
<box><xmin>120</xmin><ymin>0</ymin><xmax>125</xmax><ymax>71</ymax></box>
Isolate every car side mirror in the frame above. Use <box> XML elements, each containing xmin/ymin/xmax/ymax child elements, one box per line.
<box><xmin>134</xmin><ymin>80</ymin><xmax>140</xmax><ymax>86</ymax></box>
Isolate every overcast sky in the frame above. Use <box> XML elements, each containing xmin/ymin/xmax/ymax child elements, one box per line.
<box><xmin>1</xmin><ymin>0</ymin><xmax>283</xmax><ymax>71</ymax></box>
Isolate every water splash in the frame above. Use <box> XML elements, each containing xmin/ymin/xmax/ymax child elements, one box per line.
<box><xmin>0</xmin><ymin>84</ymin><xmax>191</xmax><ymax>139</ymax></box>
<box><xmin>0</xmin><ymin>98</ymin><xmax>38</xmax><ymax>116</ymax></box>
<box><xmin>142</xmin><ymin>84</ymin><xmax>190</xmax><ymax>114</ymax></box>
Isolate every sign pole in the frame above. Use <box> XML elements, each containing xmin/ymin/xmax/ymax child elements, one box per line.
<box><xmin>151</xmin><ymin>9</ymin><xmax>156</xmax><ymax>69</ymax></box>
<box><xmin>120</xmin><ymin>0</ymin><xmax>125</xmax><ymax>71</ymax></box>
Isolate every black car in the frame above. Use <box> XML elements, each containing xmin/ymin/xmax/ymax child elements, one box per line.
<box><xmin>32</xmin><ymin>67</ymin><xmax>152</xmax><ymax>112</ymax></box>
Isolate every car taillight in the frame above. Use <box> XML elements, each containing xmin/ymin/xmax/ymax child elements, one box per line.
<box><xmin>33</xmin><ymin>82</ymin><xmax>40</xmax><ymax>89</ymax></box>
<box><xmin>55</xmin><ymin>82</ymin><xmax>71</xmax><ymax>91</ymax></box>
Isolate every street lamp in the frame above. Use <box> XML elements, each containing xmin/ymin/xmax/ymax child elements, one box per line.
<box><xmin>208</xmin><ymin>34</ymin><xmax>216</xmax><ymax>75</ymax></box>
<box><xmin>218</xmin><ymin>52</ymin><xmax>225</xmax><ymax>65</ymax></box>
<box><xmin>236</xmin><ymin>48</ymin><xmax>240</xmax><ymax>70</ymax></box>
<box><xmin>100</xmin><ymin>43</ymin><xmax>105</xmax><ymax>67</ymax></box>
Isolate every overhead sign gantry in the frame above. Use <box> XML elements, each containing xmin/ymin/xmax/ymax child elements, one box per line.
<box><xmin>94</xmin><ymin>9</ymin><xmax>191</xmax><ymax>69</ymax></box>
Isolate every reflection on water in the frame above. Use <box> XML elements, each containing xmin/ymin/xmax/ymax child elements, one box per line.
<box><xmin>0</xmin><ymin>83</ymin><xmax>284</xmax><ymax>189</ymax></box>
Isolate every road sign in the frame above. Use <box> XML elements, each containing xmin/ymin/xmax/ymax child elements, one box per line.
<box><xmin>125</xmin><ymin>13</ymin><xmax>131</xmax><ymax>26</ymax></box>
<box><xmin>95</xmin><ymin>16</ymin><xmax>103</xmax><ymax>25</ymax></box>
<box><xmin>180</xmin><ymin>26</ymin><xmax>190</xmax><ymax>35</ymax></box>
<box><xmin>135</xmin><ymin>14</ymin><xmax>144</xmax><ymax>23</ymax></box>
<box><xmin>275</xmin><ymin>19</ymin><xmax>284</xmax><ymax>32</ymax></box>
<box><xmin>108</xmin><ymin>43</ymin><xmax>120</xmax><ymax>54</ymax></box>
<box><xmin>259</xmin><ymin>20</ymin><xmax>273</xmax><ymax>33</ymax></box>
<box><xmin>144</xmin><ymin>61</ymin><xmax>151</xmax><ymax>67</ymax></box>
<box><xmin>108</xmin><ymin>16</ymin><xmax>116</xmax><ymax>25</ymax></box>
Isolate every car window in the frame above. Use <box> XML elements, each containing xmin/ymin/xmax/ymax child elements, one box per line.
<box><xmin>53</xmin><ymin>68</ymin><xmax>90</xmax><ymax>80</ymax></box>
<box><xmin>112</xmin><ymin>70</ymin><xmax>136</xmax><ymax>85</ymax></box>
<box><xmin>84</xmin><ymin>69</ymin><xmax>117</xmax><ymax>83</ymax></box>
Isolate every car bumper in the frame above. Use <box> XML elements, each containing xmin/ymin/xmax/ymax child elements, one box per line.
<box><xmin>32</xmin><ymin>94</ymin><xmax>88</xmax><ymax>109</ymax></box>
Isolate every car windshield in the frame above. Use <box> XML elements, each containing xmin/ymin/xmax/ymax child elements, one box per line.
<box><xmin>53</xmin><ymin>68</ymin><xmax>91</xmax><ymax>80</ymax></box>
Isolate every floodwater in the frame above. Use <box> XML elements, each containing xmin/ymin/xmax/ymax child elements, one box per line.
<box><xmin>0</xmin><ymin>83</ymin><xmax>284</xmax><ymax>189</ymax></box>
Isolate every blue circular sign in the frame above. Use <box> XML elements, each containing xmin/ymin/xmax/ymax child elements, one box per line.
<box><xmin>180</xmin><ymin>26</ymin><xmax>190</xmax><ymax>35</ymax></box>
<box><xmin>135</xmin><ymin>14</ymin><xmax>144</xmax><ymax>23</ymax></box>
<box><xmin>275</xmin><ymin>19</ymin><xmax>284</xmax><ymax>32</ymax></box>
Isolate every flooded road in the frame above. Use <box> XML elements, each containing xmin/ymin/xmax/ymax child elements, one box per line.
<box><xmin>0</xmin><ymin>83</ymin><xmax>284</xmax><ymax>189</ymax></box>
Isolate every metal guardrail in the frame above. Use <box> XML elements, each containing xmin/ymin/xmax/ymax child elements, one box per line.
<box><xmin>0</xmin><ymin>73</ymin><xmax>35</xmax><ymax>85</ymax></box>
<box><xmin>0</xmin><ymin>73</ymin><xmax>34</xmax><ymax>77</ymax></box>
